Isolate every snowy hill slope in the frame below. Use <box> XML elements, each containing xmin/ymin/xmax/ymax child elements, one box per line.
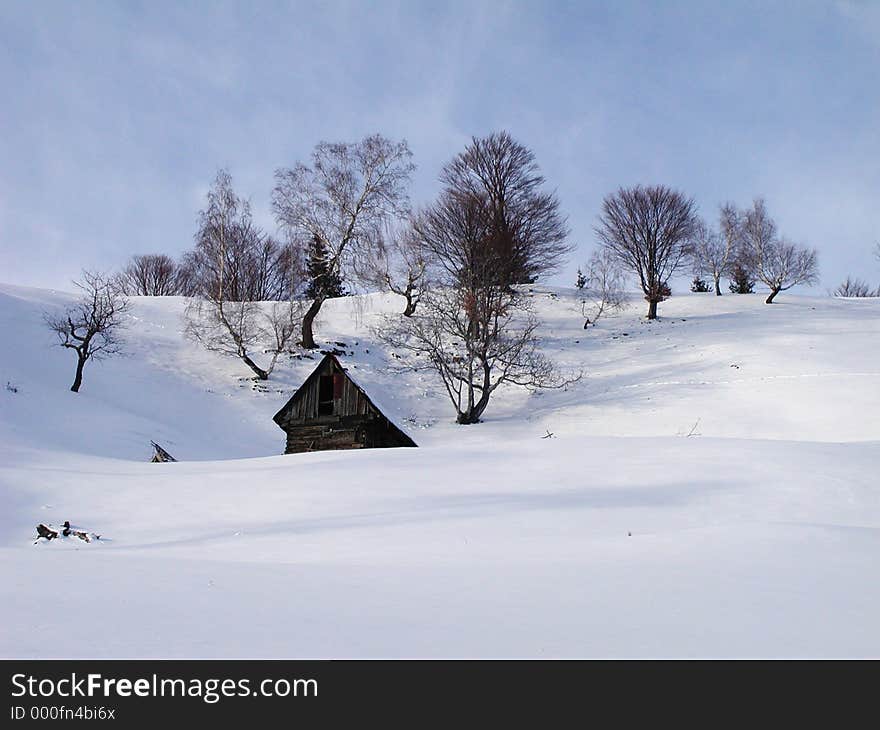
<box><xmin>1</xmin><ymin>283</ymin><xmax>879</xmax><ymax>657</ymax></box>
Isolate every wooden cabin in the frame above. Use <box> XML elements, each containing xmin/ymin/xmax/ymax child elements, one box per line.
<box><xmin>272</xmin><ymin>354</ymin><xmax>417</xmax><ymax>454</ymax></box>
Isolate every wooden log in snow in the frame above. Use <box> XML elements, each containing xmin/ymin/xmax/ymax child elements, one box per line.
<box><xmin>35</xmin><ymin>524</ymin><xmax>58</xmax><ymax>541</ymax></box>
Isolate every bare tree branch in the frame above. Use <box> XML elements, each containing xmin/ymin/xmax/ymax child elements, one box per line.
<box><xmin>832</xmin><ymin>277</ymin><xmax>878</xmax><ymax>298</ymax></box>
<box><xmin>184</xmin><ymin>170</ymin><xmax>303</xmax><ymax>379</ymax></box>
<box><xmin>380</xmin><ymin>287</ymin><xmax>578</xmax><ymax>424</ymax></box>
<box><xmin>44</xmin><ymin>271</ymin><xmax>130</xmax><ymax>392</ymax></box>
<box><xmin>580</xmin><ymin>248</ymin><xmax>626</xmax><ymax>327</ymax></box>
<box><xmin>359</xmin><ymin>221</ymin><xmax>429</xmax><ymax>316</ymax></box>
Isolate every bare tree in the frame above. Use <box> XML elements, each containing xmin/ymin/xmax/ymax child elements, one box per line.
<box><xmin>362</xmin><ymin>222</ymin><xmax>429</xmax><ymax>316</ymax></box>
<box><xmin>383</xmin><ymin>186</ymin><xmax>576</xmax><ymax>424</ymax></box>
<box><xmin>384</xmin><ymin>287</ymin><xmax>573</xmax><ymax>424</ymax></box>
<box><xmin>246</xmin><ymin>235</ymin><xmax>301</xmax><ymax>302</ymax></box>
<box><xmin>833</xmin><ymin>277</ymin><xmax>877</xmax><ymax>298</ymax></box>
<box><xmin>378</xmin><ymin>132</ymin><xmax>574</xmax><ymax>423</ymax></box>
<box><xmin>185</xmin><ymin>298</ymin><xmax>300</xmax><ymax>380</ymax></box>
<box><xmin>181</xmin><ymin>176</ymin><xmax>299</xmax><ymax>303</ymax></box>
<box><xmin>757</xmin><ymin>240</ymin><xmax>819</xmax><ymax>304</ymax></box>
<box><xmin>595</xmin><ymin>185</ymin><xmax>697</xmax><ymax>319</ymax></box>
<box><xmin>740</xmin><ymin>199</ymin><xmax>819</xmax><ymax>303</ymax></box>
<box><xmin>437</xmin><ymin>131</ymin><xmax>571</xmax><ymax>286</ymax></box>
<box><xmin>690</xmin><ymin>219</ymin><xmax>720</xmax><ymax>293</ymax></box>
<box><xmin>580</xmin><ymin>248</ymin><xmax>626</xmax><ymax>327</ymax></box>
<box><xmin>117</xmin><ymin>254</ymin><xmax>184</xmax><ymax>296</ymax></box>
<box><xmin>182</xmin><ymin>169</ymin><xmax>258</xmax><ymax>301</ymax></box>
<box><xmin>173</xmin><ymin>257</ymin><xmax>201</xmax><ymax>298</ymax></box>
<box><xmin>692</xmin><ymin>205</ymin><xmax>739</xmax><ymax>296</ymax></box>
<box><xmin>185</xmin><ymin>170</ymin><xmax>302</xmax><ymax>380</ymax></box>
<box><xmin>272</xmin><ymin>134</ymin><xmax>415</xmax><ymax>348</ymax></box>
<box><xmin>44</xmin><ymin>271</ymin><xmax>130</xmax><ymax>392</ymax></box>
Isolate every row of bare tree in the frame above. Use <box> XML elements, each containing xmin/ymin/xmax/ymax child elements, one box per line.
<box><xmin>182</xmin><ymin>131</ymin><xmax>584</xmax><ymax>425</ymax></box>
<box><xmin>832</xmin><ymin>244</ymin><xmax>880</xmax><ymax>298</ymax></box>
<box><xmin>44</xmin><ymin>131</ymin><xmax>836</xmax><ymax>427</ymax></box>
<box><xmin>116</xmin><ymin>209</ymin><xmax>299</xmax><ymax>301</ymax></box>
<box><xmin>585</xmin><ymin>188</ymin><xmax>820</xmax><ymax>319</ymax></box>
<box><xmin>692</xmin><ymin>198</ymin><xmax>819</xmax><ymax>304</ymax></box>
<box><xmin>45</xmin><ymin>132</ymin><xmax>580</xmax><ymax>423</ymax></box>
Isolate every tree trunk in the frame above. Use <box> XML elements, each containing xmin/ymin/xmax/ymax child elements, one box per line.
<box><xmin>647</xmin><ymin>299</ymin><xmax>658</xmax><ymax>319</ymax></box>
<box><xmin>402</xmin><ymin>292</ymin><xmax>416</xmax><ymax>317</ymax></box>
<box><xmin>301</xmin><ymin>297</ymin><xmax>324</xmax><ymax>349</ymax></box>
<box><xmin>71</xmin><ymin>355</ymin><xmax>86</xmax><ymax>392</ymax></box>
<box><xmin>714</xmin><ymin>276</ymin><xmax>722</xmax><ymax>296</ymax></box>
<box><xmin>765</xmin><ymin>288</ymin><xmax>780</xmax><ymax>304</ymax></box>
<box><xmin>242</xmin><ymin>354</ymin><xmax>269</xmax><ymax>380</ymax></box>
<box><xmin>456</xmin><ymin>363</ymin><xmax>492</xmax><ymax>424</ymax></box>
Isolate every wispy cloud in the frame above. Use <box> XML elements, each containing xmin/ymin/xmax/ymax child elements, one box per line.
<box><xmin>1</xmin><ymin>0</ymin><xmax>877</xmax><ymax>290</ymax></box>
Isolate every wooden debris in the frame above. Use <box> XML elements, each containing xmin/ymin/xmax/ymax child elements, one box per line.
<box><xmin>62</xmin><ymin>520</ymin><xmax>95</xmax><ymax>542</ymax></box>
<box><xmin>35</xmin><ymin>524</ymin><xmax>58</xmax><ymax>542</ymax></box>
<box><xmin>319</xmin><ymin>347</ymin><xmax>347</xmax><ymax>357</ymax></box>
<box><xmin>150</xmin><ymin>441</ymin><xmax>177</xmax><ymax>462</ymax></box>
<box><xmin>35</xmin><ymin>521</ymin><xmax>101</xmax><ymax>544</ymax></box>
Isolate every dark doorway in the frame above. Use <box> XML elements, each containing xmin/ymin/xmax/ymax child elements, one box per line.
<box><xmin>318</xmin><ymin>375</ymin><xmax>334</xmax><ymax>415</ymax></box>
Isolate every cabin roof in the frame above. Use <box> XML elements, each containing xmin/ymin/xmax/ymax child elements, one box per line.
<box><xmin>272</xmin><ymin>353</ymin><xmax>415</xmax><ymax>441</ymax></box>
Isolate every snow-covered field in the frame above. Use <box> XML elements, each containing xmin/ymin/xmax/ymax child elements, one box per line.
<box><xmin>1</xmin><ymin>282</ymin><xmax>878</xmax><ymax>657</ymax></box>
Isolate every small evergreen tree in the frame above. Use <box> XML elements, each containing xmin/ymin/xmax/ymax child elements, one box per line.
<box><xmin>691</xmin><ymin>277</ymin><xmax>710</xmax><ymax>293</ymax></box>
<box><xmin>304</xmin><ymin>235</ymin><xmax>346</xmax><ymax>299</ymax></box>
<box><xmin>728</xmin><ymin>263</ymin><xmax>755</xmax><ymax>294</ymax></box>
<box><xmin>575</xmin><ymin>268</ymin><xmax>587</xmax><ymax>291</ymax></box>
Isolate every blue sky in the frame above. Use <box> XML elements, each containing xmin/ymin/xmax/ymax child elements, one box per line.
<box><xmin>1</xmin><ymin>0</ymin><xmax>878</xmax><ymax>291</ymax></box>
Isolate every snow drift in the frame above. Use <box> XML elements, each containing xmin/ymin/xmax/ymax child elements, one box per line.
<box><xmin>1</xmin><ymin>282</ymin><xmax>878</xmax><ymax>657</ymax></box>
